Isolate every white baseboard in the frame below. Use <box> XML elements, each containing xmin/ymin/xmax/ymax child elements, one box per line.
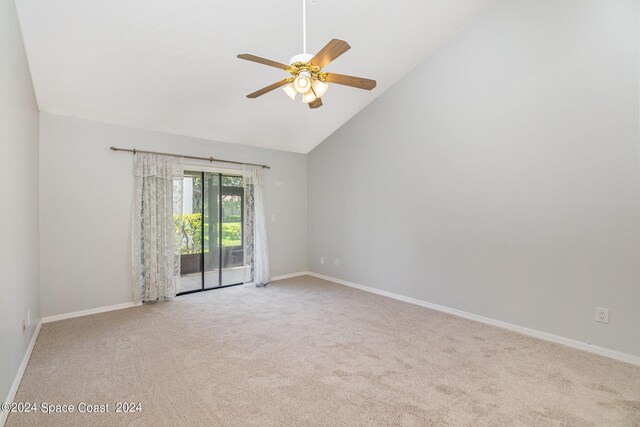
<box><xmin>42</xmin><ymin>273</ymin><xmax>309</xmax><ymax>322</ymax></box>
<box><xmin>240</xmin><ymin>271</ymin><xmax>309</xmax><ymax>287</ymax></box>
<box><xmin>41</xmin><ymin>301</ymin><xmax>141</xmax><ymax>324</ymax></box>
<box><xmin>271</xmin><ymin>271</ymin><xmax>310</xmax><ymax>281</ymax></box>
<box><xmin>306</xmin><ymin>272</ymin><xmax>640</xmax><ymax>367</ymax></box>
<box><xmin>1</xmin><ymin>320</ymin><xmax>42</xmax><ymax>427</ymax></box>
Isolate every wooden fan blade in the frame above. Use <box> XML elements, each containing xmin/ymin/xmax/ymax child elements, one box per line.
<box><xmin>237</xmin><ymin>54</ymin><xmax>290</xmax><ymax>71</ymax></box>
<box><xmin>310</xmin><ymin>39</ymin><xmax>351</xmax><ymax>68</ymax></box>
<box><xmin>308</xmin><ymin>98</ymin><xmax>323</xmax><ymax>109</ymax></box>
<box><xmin>246</xmin><ymin>79</ymin><xmax>291</xmax><ymax>98</ymax></box>
<box><xmin>325</xmin><ymin>73</ymin><xmax>377</xmax><ymax>90</ymax></box>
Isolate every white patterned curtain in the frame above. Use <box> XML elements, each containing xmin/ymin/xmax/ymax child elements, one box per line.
<box><xmin>132</xmin><ymin>153</ymin><xmax>184</xmax><ymax>303</ymax></box>
<box><xmin>242</xmin><ymin>165</ymin><xmax>270</xmax><ymax>287</ymax></box>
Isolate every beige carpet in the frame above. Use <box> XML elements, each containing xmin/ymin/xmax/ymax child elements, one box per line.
<box><xmin>7</xmin><ymin>276</ymin><xmax>640</xmax><ymax>426</ymax></box>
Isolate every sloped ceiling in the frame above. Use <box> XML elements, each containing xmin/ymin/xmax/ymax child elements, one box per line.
<box><xmin>16</xmin><ymin>0</ymin><xmax>493</xmax><ymax>153</ymax></box>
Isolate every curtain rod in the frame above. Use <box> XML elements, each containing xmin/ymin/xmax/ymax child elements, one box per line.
<box><xmin>109</xmin><ymin>146</ymin><xmax>270</xmax><ymax>169</ymax></box>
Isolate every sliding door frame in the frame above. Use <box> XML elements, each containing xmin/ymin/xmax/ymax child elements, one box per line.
<box><xmin>177</xmin><ymin>165</ymin><xmax>245</xmax><ymax>296</ymax></box>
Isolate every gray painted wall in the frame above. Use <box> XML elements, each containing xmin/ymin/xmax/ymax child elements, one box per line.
<box><xmin>39</xmin><ymin>113</ymin><xmax>307</xmax><ymax>317</ymax></box>
<box><xmin>308</xmin><ymin>0</ymin><xmax>640</xmax><ymax>357</ymax></box>
<box><xmin>0</xmin><ymin>0</ymin><xmax>40</xmax><ymax>404</ymax></box>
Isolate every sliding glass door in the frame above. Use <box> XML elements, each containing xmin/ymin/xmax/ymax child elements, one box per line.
<box><xmin>176</xmin><ymin>171</ymin><xmax>245</xmax><ymax>294</ymax></box>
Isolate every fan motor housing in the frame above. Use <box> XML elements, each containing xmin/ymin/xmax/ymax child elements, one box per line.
<box><xmin>289</xmin><ymin>53</ymin><xmax>314</xmax><ymax>65</ymax></box>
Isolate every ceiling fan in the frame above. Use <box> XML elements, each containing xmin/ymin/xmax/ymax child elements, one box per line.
<box><xmin>237</xmin><ymin>0</ymin><xmax>376</xmax><ymax>109</ymax></box>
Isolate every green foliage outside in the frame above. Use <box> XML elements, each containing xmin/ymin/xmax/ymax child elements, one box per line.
<box><xmin>221</xmin><ymin>222</ymin><xmax>242</xmax><ymax>247</ymax></box>
<box><xmin>174</xmin><ymin>213</ymin><xmax>202</xmax><ymax>254</ymax></box>
<box><xmin>222</xmin><ymin>176</ymin><xmax>243</xmax><ymax>187</ymax></box>
<box><xmin>174</xmin><ymin>214</ymin><xmax>242</xmax><ymax>254</ymax></box>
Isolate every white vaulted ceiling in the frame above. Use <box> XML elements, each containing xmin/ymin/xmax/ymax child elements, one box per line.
<box><xmin>16</xmin><ymin>0</ymin><xmax>493</xmax><ymax>153</ymax></box>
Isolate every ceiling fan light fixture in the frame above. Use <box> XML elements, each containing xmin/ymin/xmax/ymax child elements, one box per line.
<box><xmin>294</xmin><ymin>72</ymin><xmax>311</xmax><ymax>93</ymax></box>
<box><xmin>283</xmin><ymin>82</ymin><xmax>297</xmax><ymax>100</ymax></box>
<box><xmin>301</xmin><ymin>88</ymin><xmax>317</xmax><ymax>104</ymax></box>
<box><xmin>312</xmin><ymin>79</ymin><xmax>328</xmax><ymax>98</ymax></box>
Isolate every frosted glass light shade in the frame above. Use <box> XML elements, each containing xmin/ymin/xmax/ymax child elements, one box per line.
<box><xmin>282</xmin><ymin>83</ymin><xmax>297</xmax><ymax>100</ymax></box>
<box><xmin>302</xmin><ymin>89</ymin><xmax>317</xmax><ymax>104</ymax></box>
<box><xmin>312</xmin><ymin>79</ymin><xmax>328</xmax><ymax>98</ymax></box>
<box><xmin>294</xmin><ymin>75</ymin><xmax>311</xmax><ymax>93</ymax></box>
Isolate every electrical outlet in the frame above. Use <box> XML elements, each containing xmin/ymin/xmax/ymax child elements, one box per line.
<box><xmin>594</xmin><ymin>307</ymin><xmax>609</xmax><ymax>324</ymax></box>
<box><xmin>334</xmin><ymin>258</ymin><xmax>340</xmax><ymax>267</ymax></box>
<box><xmin>320</xmin><ymin>257</ymin><xmax>324</xmax><ymax>265</ymax></box>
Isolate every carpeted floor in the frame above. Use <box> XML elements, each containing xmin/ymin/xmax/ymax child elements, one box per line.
<box><xmin>7</xmin><ymin>276</ymin><xmax>640</xmax><ymax>426</ymax></box>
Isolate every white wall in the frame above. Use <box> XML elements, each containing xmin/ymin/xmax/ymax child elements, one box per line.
<box><xmin>0</xmin><ymin>0</ymin><xmax>40</xmax><ymax>407</ymax></box>
<box><xmin>39</xmin><ymin>113</ymin><xmax>307</xmax><ymax>317</ymax></box>
<box><xmin>308</xmin><ymin>0</ymin><xmax>640</xmax><ymax>357</ymax></box>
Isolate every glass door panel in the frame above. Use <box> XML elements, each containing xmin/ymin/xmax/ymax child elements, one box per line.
<box><xmin>177</xmin><ymin>172</ymin><xmax>204</xmax><ymax>293</ymax></box>
<box><xmin>203</xmin><ymin>173</ymin><xmax>221</xmax><ymax>289</ymax></box>
<box><xmin>221</xmin><ymin>175</ymin><xmax>245</xmax><ymax>285</ymax></box>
